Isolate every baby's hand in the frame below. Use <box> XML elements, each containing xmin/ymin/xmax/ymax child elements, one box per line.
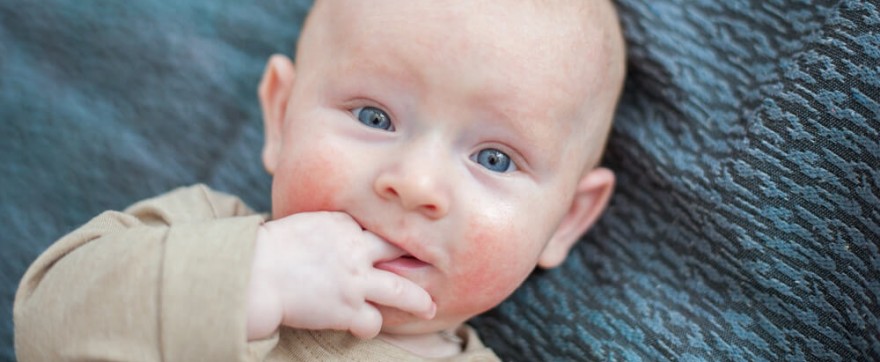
<box><xmin>245</xmin><ymin>212</ymin><xmax>435</xmax><ymax>341</ymax></box>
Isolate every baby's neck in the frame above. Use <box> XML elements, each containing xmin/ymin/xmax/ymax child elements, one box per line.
<box><xmin>378</xmin><ymin>327</ymin><xmax>464</xmax><ymax>358</ymax></box>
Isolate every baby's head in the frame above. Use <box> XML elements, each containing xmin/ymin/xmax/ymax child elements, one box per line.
<box><xmin>259</xmin><ymin>0</ymin><xmax>625</xmax><ymax>335</ymax></box>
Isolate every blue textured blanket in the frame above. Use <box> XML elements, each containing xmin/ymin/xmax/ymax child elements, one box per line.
<box><xmin>2</xmin><ymin>0</ymin><xmax>878</xmax><ymax>360</ymax></box>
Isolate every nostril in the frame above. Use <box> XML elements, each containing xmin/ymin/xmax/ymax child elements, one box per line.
<box><xmin>374</xmin><ymin>174</ymin><xmax>447</xmax><ymax>218</ymax></box>
<box><xmin>422</xmin><ymin>204</ymin><xmax>445</xmax><ymax>219</ymax></box>
<box><xmin>378</xmin><ymin>185</ymin><xmax>399</xmax><ymax>201</ymax></box>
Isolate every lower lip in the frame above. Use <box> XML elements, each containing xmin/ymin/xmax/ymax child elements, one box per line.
<box><xmin>375</xmin><ymin>257</ymin><xmax>430</xmax><ymax>274</ymax></box>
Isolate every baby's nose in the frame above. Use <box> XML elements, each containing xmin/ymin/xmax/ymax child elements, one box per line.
<box><xmin>373</xmin><ymin>148</ymin><xmax>450</xmax><ymax>219</ymax></box>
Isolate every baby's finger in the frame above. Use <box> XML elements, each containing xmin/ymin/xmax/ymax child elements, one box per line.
<box><xmin>364</xmin><ymin>270</ymin><xmax>436</xmax><ymax>319</ymax></box>
<box><xmin>349</xmin><ymin>304</ymin><xmax>383</xmax><ymax>339</ymax></box>
<box><xmin>361</xmin><ymin>231</ymin><xmax>407</xmax><ymax>261</ymax></box>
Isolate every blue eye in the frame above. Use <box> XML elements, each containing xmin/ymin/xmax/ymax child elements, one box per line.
<box><xmin>473</xmin><ymin>148</ymin><xmax>516</xmax><ymax>173</ymax></box>
<box><xmin>353</xmin><ymin>106</ymin><xmax>394</xmax><ymax>131</ymax></box>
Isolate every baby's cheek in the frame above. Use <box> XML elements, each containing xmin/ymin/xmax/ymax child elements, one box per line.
<box><xmin>443</xmin><ymin>220</ymin><xmax>535</xmax><ymax>316</ymax></box>
<box><xmin>272</xmin><ymin>151</ymin><xmax>347</xmax><ymax>218</ymax></box>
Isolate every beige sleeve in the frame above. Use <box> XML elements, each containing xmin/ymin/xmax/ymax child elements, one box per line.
<box><xmin>14</xmin><ymin>185</ymin><xmax>275</xmax><ymax>361</ymax></box>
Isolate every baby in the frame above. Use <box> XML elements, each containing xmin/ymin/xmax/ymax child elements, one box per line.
<box><xmin>15</xmin><ymin>0</ymin><xmax>625</xmax><ymax>360</ymax></box>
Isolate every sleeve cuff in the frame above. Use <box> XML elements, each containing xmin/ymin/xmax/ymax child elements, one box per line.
<box><xmin>160</xmin><ymin>214</ymin><xmax>264</xmax><ymax>361</ymax></box>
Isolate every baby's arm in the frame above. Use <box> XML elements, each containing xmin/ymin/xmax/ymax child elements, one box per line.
<box><xmin>245</xmin><ymin>212</ymin><xmax>436</xmax><ymax>340</ymax></box>
<box><xmin>13</xmin><ymin>185</ymin><xmax>433</xmax><ymax>361</ymax></box>
<box><xmin>14</xmin><ymin>185</ymin><xmax>266</xmax><ymax>361</ymax></box>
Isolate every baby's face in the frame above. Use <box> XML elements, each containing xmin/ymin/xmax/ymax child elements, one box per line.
<box><xmin>263</xmin><ymin>0</ymin><xmax>623</xmax><ymax>334</ymax></box>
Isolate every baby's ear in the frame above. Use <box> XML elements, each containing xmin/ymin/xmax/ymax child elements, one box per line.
<box><xmin>259</xmin><ymin>54</ymin><xmax>296</xmax><ymax>175</ymax></box>
<box><xmin>538</xmin><ymin>167</ymin><xmax>615</xmax><ymax>269</ymax></box>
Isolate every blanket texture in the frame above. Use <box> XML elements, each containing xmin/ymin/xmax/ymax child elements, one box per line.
<box><xmin>2</xmin><ymin>0</ymin><xmax>878</xmax><ymax>360</ymax></box>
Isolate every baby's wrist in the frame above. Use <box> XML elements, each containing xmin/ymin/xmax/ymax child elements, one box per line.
<box><xmin>245</xmin><ymin>225</ymin><xmax>283</xmax><ymax>340</ymax></box>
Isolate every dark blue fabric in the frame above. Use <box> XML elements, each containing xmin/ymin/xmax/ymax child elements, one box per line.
<box><xmin>1</xmin><ymin>0</ymin><xmax>878</xmax><ymax>361</ymax></box>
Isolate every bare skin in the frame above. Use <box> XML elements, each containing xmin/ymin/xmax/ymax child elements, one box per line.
<box><xmin>246</xmin><ymin>0</ymin><xmax>626</xmax><ymax>358</ymax></box>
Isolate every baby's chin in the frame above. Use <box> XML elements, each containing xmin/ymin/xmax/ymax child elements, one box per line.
<box><xmin>377</xmin><ymin>305</ymin><xmax>462</xmax><ymax>335</ymax></box>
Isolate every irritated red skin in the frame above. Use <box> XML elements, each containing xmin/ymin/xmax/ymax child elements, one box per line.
<box><xmin>438</xmin><ymin>216</ymin><xmax>534</xmax><ymax>319</ymax></box>
<box><xmin>272</xmin><ymin>147</ymin><xmax>345</xmax><ymax>218</ymax></box>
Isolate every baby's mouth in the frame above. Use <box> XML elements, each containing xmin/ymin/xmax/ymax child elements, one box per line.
<box><xmin>375</xmin><ymin>254</ymin><xmax>430</xmax><ymax>272</ymax></box>
<box><xmin>353</xmin><ymin>215</ymin><xmax>432</xmax><ymax>272</ymax></box>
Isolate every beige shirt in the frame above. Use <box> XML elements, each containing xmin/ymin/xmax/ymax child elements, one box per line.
<box><xmin>14</xmin><ymin>184</ymin><xmax>499</xmax><ymax>361</ymax></box>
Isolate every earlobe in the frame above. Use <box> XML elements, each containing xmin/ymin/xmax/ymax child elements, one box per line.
<box><xmin>259</xmin><ymin>54</ymin><xmax>296</xmax><ymax>175</ymax></box>
<box><xmin>538</xmin><ymin>167</ymin><xmax>615</xmax><ymax>269</ymax></box>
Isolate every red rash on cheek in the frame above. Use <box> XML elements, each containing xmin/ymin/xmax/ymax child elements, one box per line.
<box><xmin>272</xmin><ymin>151</ymin><xmax>347</xmax><ymax>218</ymax></box>
<box><xmin>441</xmin><ymin>218</ymin><xmax>532</xmax><ymax>317</ymax></box>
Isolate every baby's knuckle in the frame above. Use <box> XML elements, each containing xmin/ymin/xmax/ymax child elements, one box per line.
<box><xmin>344</xmin><ymin>260</ymin><xmax>361</xmax><ymax>276</ymax></box>
<box><xmin>340</xmin><ymin>291</ymin><xmax>362</xmax><ymax>307</ymax></box>
<box><xmin>387</xmin><ymin>278</ymin><xmax>405</xmax><ymax>296</ymax></box>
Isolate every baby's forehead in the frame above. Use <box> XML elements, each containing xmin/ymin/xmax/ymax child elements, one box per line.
<box><xmin>308</xmin><ymin>0</ymin><xmax>622</xmax><ymax>96</ymax></box>
<box><xmin>308</xmin><ymin>0</ymin><xmax>620</xmax><ymax>57</ymax></box>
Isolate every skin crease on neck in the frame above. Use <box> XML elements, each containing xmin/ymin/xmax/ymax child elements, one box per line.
<box><xmin>261</xmin><ymin>0</ymin><xmax>626</xmax><ymax>358</ymax></box>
